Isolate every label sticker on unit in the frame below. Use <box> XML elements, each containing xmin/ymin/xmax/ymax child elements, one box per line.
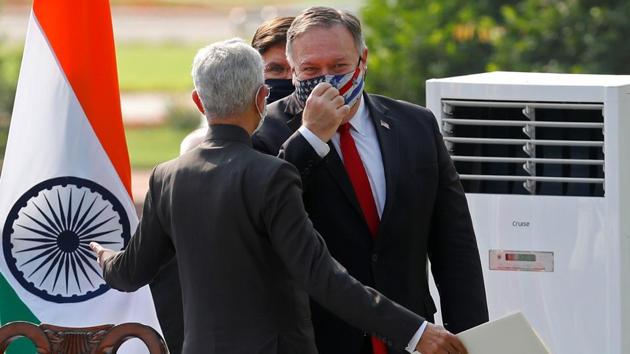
<box><xmin>489</xmin><ymin>250</ymin><xmax>554</xmax><ymax>272</ymax></box>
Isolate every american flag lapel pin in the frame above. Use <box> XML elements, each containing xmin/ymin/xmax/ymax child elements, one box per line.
<box><xmin>380</xmin><ymin>120</ymin><xmax>390</xmax><ymax>130</ymax></box>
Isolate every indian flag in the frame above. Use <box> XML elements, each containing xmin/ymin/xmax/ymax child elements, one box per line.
<box><xmin>0</xmin><ymin>0</ymin><xmax>161</xmax><ymax>352</ymax></box>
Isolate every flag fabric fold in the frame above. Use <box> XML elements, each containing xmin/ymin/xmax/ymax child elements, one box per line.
<box><xmin>0</xmin><ymin>1</ymin><xmax>161</xmax><ymax>352</ymax></box>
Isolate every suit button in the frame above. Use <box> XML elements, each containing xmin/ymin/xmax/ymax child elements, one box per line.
<box><xmin>371</xmin><ymin>253</ymin><xmax>378</xmax><ymax>262</ymax></box>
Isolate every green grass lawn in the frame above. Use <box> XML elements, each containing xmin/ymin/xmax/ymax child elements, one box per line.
<box><xmin>116</xmin><ymin>42</ymin><xmax>200</xmax><ymax>92</ymax></box>
<box><xmin>1</xmin><ymin>121</ymin><xmax>192</xmax><ymax>173</ymax></box>
<box><xmin>1</xmin><ymin>42</ymin><xmax>199</xmax><ymax>168</ymax></box>
<box><xmin>126</xmin><ymin>125</ymin><xmax>191</xmax><ymax>169</ymax></box>
<box><xmin>2</xmin><ymin>42</ymin><xmax>199</xmax><ymax>93</ymax></box>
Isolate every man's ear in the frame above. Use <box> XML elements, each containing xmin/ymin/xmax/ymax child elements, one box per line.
<box><xmin>192</xmin><ymin>90</ymin><xmax>205</xmax><ymax>114</ymax></box>
<box><xmin>361</xmin><ymin>47</ymin><xmax>368</xmax><ymax>70</ymax></box>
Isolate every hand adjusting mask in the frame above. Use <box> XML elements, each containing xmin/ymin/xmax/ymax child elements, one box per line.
<box><xmin>294</xmin><ymin>58</ymin><xmax>365</xmax><ymax>109</ymax></box>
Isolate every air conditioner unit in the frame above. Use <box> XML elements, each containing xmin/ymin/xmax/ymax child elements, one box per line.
<box><xmin>425</xmin><ymin>72</ymin><xmax>630</xmax><ymax>354</ymax></box>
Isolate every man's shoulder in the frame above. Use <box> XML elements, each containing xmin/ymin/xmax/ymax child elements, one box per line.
<box><xmin>152</xmin><ymin>145</ymin><xmax>295</xmax><ymax>185</ymax></box>
<box><xmin>368</xmin><ymin>93</ymin><xmax>435</xmax><ymax>119</ymax></box>
<box><xmin>153</xmin><ymin>157</ymin><xmax>178</xmax><ymax>176</ymax></box>
<box><xmin>147</xmin><ymin>156</ymin><xmax>182</xmax><ymax>189</ymax></box>
<box><xmin>367</xmin><ymin>93</ymin><xmax>439</xmax><ymax>136</ymax></box>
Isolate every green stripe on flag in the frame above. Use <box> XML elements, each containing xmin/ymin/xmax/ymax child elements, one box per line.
<box><xmin>0</xmin><ymin>272</ymin><xmax>38</xmax><ymax>353</ymax></box>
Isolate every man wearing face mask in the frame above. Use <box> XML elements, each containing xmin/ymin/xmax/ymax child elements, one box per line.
<box><xmin>251</xmin><ymin>16</ymin><xmax>296</xmax><ymax>102</ymax></box>
<box><xmin>179</xmin><ymin>16</ymin><xmax>295</xmax><ymax>155</ymax></box>
<box><xmin>253</xmin><ymin>7</ymin><xmax>488</xmax><ymax>354</ymax></box>
<box><xmin>155</xmin><ymin>18</ymin><xmax>297</xmax><ymax>352</ymax></box>
<box><xmin>90</xmin><ymin>38</ymin><xmax>467</xmax><ymax>354</ymax></box>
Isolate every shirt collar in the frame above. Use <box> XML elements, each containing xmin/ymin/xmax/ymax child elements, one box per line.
<box><xmin>203</xmin><ymin>124</ymin><xmax>252</xmax><ymax>146</ymax></box>
<box><xmin>346</xmin><ymin>97</ymin><xmax>369</xmax><ymax>136</ymax></box>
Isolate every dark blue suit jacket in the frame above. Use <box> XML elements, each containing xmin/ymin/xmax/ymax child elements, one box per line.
<box><xmin>104</xmin><ymin>125</ymin><xmax>423</xmax><ymax>354</ymax></box>
<box><xmin>253</xmin><ymin>93</ymin><xmax>489</xmax><ymax>354</ymax></box>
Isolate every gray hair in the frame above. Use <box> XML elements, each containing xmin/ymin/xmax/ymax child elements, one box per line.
<box><xmin>286</xmin><ymin>7</ymin><xmax>366</xmax><ymax>65</ymax></box>
<box><xmin>191</xmin><ymin>38</ymin><xmax>264</xmax><ymax>119</ymax></box>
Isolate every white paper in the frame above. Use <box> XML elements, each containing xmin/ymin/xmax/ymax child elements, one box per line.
<box><xmin>457</xmin><ymin>312</ymin><xmax>551</xmax><ymax>354</ymax></box>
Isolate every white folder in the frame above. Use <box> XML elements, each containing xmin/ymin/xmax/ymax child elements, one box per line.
<box><xmin>456</xmin><ymin>312</ymin><xmax>551</xmax><ymax>354</ymax></box>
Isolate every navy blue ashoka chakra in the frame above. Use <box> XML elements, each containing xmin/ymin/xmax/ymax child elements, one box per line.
<box><xmin>2</xmin><ymin>177</ymin><xmax>130</xmax><ymax>303</ymax></box>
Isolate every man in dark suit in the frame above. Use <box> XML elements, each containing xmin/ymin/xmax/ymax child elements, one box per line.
<box><xmin>253</xmin><ymin>7</ymin><xmax>489</xmax><ymax>354</ymax></box>
<box><xmin>90</xmin><ymin>39</ymin><xmax>467</xmax><ymax>354</ymax></box>
<box><xmin>155</xmin><ymin>18</ymin><xmax>297</xmax><ymax>354</ymax></box>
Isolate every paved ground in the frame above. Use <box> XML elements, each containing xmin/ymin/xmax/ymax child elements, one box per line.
<box><xmin>121</xmin><ymin>93</ymin><xmax>174</xmax><ymax>126</ymax></box>
<box><xmin>131</xmin><ymin>169</ymin><xmax>152</xmax><ymax>215</ymax></box>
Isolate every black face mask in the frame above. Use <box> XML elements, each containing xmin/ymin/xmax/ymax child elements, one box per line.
<box><xmin>265</xmin><ymin>79</ymin><xmax>295</xmax><ymax>104</ymax></box>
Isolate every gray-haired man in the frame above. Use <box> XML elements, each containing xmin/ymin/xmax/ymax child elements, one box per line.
<box><xmin>90</xmin><ymin>39</ymin><xmax>466</xmax><ymax>354</ymax></box>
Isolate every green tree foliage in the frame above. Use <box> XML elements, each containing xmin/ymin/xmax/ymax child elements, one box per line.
<box><xmin>362</xmin><ymin>0</ymin><xmax>630</xmax><ymax>105</ymax></box>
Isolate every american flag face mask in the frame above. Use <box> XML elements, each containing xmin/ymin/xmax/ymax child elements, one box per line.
<box><xmin>294</xmin><ymin>58</ymin><xmax>365</xmax><ymax>109</ymax></box>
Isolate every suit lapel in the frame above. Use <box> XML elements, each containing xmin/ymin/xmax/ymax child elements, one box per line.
<box><xmin>284</xmin><ymin>94</ymin><xmax>365</xmax><ymax>221</ymax></box>
<box><xmin>284</xmin><ymin>95</ymin><xmax>304</xmax><ymax>132</ymax></box>
<box><xmin>364</xmin><ymin>95</ymin><xmax>400</xmax><ymax>241</ymax></box>
<box><xmin>323</xmin><ymin>143</ymin><xmax>364</xmax><ymax>219</ymax></box>
<box><xmin>285</xmin><ymin>112</ymin><xmax>303</xmax><ymax>133</ymax></box>
<box><xmin>284</xmin><ymin>93</ymin><xmax>404</xmax><ymax>235</ymax></box>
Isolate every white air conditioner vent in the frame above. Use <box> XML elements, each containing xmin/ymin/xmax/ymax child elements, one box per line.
<box><xmin>441</xmin><ymin>99</ymin><xmax>604</xmax><ymax>196</ymax></box>
<box><xmin>427</xmin><ymin>72</ymin><xmax>630</xmax><ymax>354</ymax></box>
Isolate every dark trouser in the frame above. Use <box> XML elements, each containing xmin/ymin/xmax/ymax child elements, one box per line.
<box><xmin>149</xmin><ymin>257</ymin><xmax>184</xmax><ymax>354</ymax></box>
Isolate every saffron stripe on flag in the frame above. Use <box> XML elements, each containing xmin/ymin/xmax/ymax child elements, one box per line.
<box><xmin>32</xmin><ymin>0</ymin><xmax>132</xmax><ymax>198</ymax></box>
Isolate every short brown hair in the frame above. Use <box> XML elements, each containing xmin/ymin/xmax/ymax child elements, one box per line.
<box><xmin>251</xmin><ymin>16</ymin><xmax>295</xmax><ymax>55</ymax></box>
<box><xmin>286</xmin><ymin>7</ymin><xmax>366</xmax><ymax>64</ymax></box>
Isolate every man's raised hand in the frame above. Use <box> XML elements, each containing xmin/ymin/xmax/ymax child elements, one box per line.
<box><xmin>302</xmin><ymin>82</ymin><xmax>349</xmax><ymax>142</ymax></box>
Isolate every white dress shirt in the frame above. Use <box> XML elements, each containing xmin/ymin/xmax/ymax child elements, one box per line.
<box><xmin>297</xmin><ymin>98</ymin><xmax>427</xmax><ymax>353</ymax></box>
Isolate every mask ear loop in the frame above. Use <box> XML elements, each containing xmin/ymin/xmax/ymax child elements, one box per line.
<box><xmin>256</xmin><ymin>84</ymin><xmax>270</xmax><ymax>100</ymax></box>
<box><xmin>264</xmin><ymin>84</ymin><xmax>271</xmax><ymax>99</ymax></box>
<box><xmin>255</xmin><ymin>84</ymin><xmax>269</xmax><ymax>116</ymax></box>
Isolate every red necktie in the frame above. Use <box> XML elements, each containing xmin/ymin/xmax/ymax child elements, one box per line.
<box><xmin>338</xmin><ymin>123</ymin><xmax>388</xmax><ymax>354</ymax></box>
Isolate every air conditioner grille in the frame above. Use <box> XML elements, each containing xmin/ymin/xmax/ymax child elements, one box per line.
<box><xmin>441</xmin><ymin>100</ymin><xmax>604</xmax><ymax>196</ymax></box>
